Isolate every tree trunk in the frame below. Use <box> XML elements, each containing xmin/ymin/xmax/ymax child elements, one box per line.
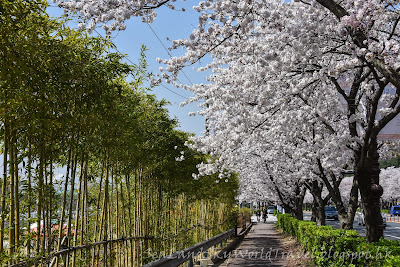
<box><xmin>357</xmin><ymin>138</ymin><xmax>384</xmax><ymax>242</ymax></box>
<box><xmin>316</xmin><ymin>160</ymin><xmax>359</xmax><ymax>229</ymax></box>
<box><xmin>310</xmin><ymin>181</ymin><xmax>325</xmax><ymax>226</ymax></box>
<box><xmin>311</xmin><ymin>201</ymin><xmax>316</xmax><ymax>222</ymax></box>
<box><xmin>340</xmin><ymin>178</ymin><xmax>358</xmax><ymax>230</ymax></box>
<box><xmin>291</xmin><ymin>186</ymin><xmax>306</xmax><ymax>220</ymax></box>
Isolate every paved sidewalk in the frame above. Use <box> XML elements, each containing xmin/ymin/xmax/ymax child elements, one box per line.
<box><xmin>224</xmin><ymin>216</ymin><xmax>288</xmax><ymax>267</ymax></box>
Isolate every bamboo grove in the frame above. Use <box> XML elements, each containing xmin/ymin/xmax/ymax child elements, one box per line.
<box><xmin>0</xmin><ymin>1</ymin><xmax>238</xmax><ymax>265</ymax></box>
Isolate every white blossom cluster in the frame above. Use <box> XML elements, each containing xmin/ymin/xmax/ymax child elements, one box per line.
<box><xmin>55</xmin><ymin>0</ymin><xmax>184</xmax><ymax>34</ymax></box>
<box><xmin>59</xmin><ymin>0</ymin><xmax>400</xmax><ymax>206</ymax></box>
<box><xmin>380</xmin><ymin>167</ymin><xmax>400</xmax><ymax>202</ymax></box>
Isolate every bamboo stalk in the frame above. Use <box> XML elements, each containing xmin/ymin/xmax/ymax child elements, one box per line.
<box><xmin>120</xmin><ymin>180</ymin><xmax>128</xmax><ymax>267</ymax></box>
<box><xmin>136</xmin><ymin>168</ymin><xmax>142</xmax><ymax>267</ymax></box>
<box><xmin>37</xmin><ymin>143</ymin><xmax>45</xmax><ymax>257</ymax></box>
<box><xmin>125</xmin><ymin>174</ymin><xmax>134</xmax><ymax>267</ymax></box>
<box><xmin>9</xmin><ymin>128</ymin><xmax>15</xmax><ymax>259</ymax></box>
<box><xmin>103</xmin><ymin>158</ymin><xmax>110</xmax><ymax>266</ymax></box>
<box><xmin>107</xmin><ymin>175</ymin><xmax>112</xmax><ymax>267</ymax></box>
<box><xmin>55</xmin><ymin>149</ymin><xmax>71</xmax><ymax>266</ymax></box>
<box><xmin>66</xmin><ymin>152</ymin><xmax>78</xmax><ymax>265</ymax></box>
<box><xmin>26</xmin><ymin>145</ymin><xmax>32</xmax><ymax>257</ymax></box>
<box><xmin>109</xmin><ymin>169</ymin><xmax>115</xmax><ymax>267</ymax></box>
<box><xmin>44</xmin><ymin>158</ymin><xmax>49</xmax><ymax>255</ymax></box>
<box><xmin>0</xmin><ymin>125</ymin><xmax>8</xmax><ymax>254</ymax></box>
<box><xmin>45</xmin><ymin>158</ymin><xmax>51</xmax><ymax>254</ymax></box>
<box><xmin>13</xmin><ymin>136</ymin><xmax>19</xmax><ymax>249</ymax></box>
<box><xmin>72</xmin><ymin>154</ymin><xmax>84</xmax><ymax>267</ymax></box>
<box><xmin>78</xmin><ymin>154</ymin><xmax>88</xmax><ymax>263</ymax></box>
<box><xmin>92</xmin><ymin>162</ymin><xmax>104</xmax><ymax>266</ymax></box>
<box><xmin>115</xmin><ymin>172</ymin><xmax>120</xmax><ymax>267</ymax></box>
<box><xmin>84</xmin><ymin>154</ymin><xmax>89</xmax><ymax>265</ymax></box>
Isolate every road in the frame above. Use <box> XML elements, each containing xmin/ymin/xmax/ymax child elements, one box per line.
<box><xmin>303</xmin><ymin>213</ymin><xmax>400</xmax><ymax>241</ymax></box>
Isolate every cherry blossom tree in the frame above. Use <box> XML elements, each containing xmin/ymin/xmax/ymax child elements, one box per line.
<box><xmin>57</xmin><ymin>0</ymin><xmax>400</xmax><ymax>242</ymax></box>
<box><xmin>380</xmin><ymin>167</ymin><xmax>400</xmax><ymax>204</ymax></box>
<box><xmin>167</xmin><ymin>0</ymin><xmax>400</xmax><ymax>242</ymax></box>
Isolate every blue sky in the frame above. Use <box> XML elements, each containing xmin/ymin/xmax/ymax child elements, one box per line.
<box><xmin>47</xmin><ymin>2</ymin><xmax>210</xmax><ymax>136</ymax></box>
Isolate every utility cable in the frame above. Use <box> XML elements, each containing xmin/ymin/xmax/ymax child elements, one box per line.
<box><xmin>93</xmin><ymin>29</ymin><xmax>189</xmax><ymax>100</ymax></box>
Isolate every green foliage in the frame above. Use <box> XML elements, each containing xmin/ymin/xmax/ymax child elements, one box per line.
<box><xmin>239</xmin><ymin>207</ymin><xmax>252</xmax><ymax>219</ymax></box>
<box><xmin>379</xmin><ymin>155</ymin><xmax>400</xmax><ymax>168</ymax></box>
<box><xmin>277</xmin><ymin>214</ymin><xmax>400</xmax><ymax>266</ymax></box>
<box><xmin>382</xmin><ymin>209</ymin><xmax>390</xmax><ymax>214</ymax></box>
<box><xmin>0</xmin><ymin>1</ymin><xmax>239</xmax><ymax>264</ymax></box>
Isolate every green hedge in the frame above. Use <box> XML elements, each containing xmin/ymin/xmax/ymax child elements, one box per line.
<box><xmin>277</xmin><ymin>214</ymin><xmax>400</xmax><ymax>266</ymax></box>
<box><xmin>381</xmin><ymin>209</ymin><xmax>390</xmax><ymax>214</ymax></box>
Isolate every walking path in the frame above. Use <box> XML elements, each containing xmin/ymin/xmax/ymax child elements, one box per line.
<box><xmin>223</xmin><ymin>216</ymin><xmax>288</xmax><ymax>267</ymax></box>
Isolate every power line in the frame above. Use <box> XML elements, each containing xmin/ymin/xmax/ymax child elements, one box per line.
<box><xmin>93</xmin><ymin>29</ymin><xmax>188</xmax><ymax>100</ymax></box>
<box><xmin>47</xmin><ymin>6</ymin><xmax>189</xmax><ymax>100</ymax></box>
<box><xmin>146</xmin><ymin>23</ymin><xmax>194</xmax><ymax>86</ymax></box>
<box><xmin>159</xmin><ymin>84</ymin><xmax>190</xmax><ymax>99</ymax></box>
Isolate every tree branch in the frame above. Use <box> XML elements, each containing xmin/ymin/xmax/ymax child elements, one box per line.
<box><xmin>388</xmin><ymin>15</ymin><xmax>400</xmax><ymax>40</ymax></box>
<box><xmin>142</xmin><ymin>0</ymin><xmax>170</xmax><ymax>10</ymax></box>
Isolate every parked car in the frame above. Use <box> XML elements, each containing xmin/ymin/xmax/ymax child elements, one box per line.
<box><xmin>357</xmin><ymin>210</ymin><xmax>386</xmax><ymax>227</ymax></box>
<box><xmin>390</xmin><ymin>205</ymin><xmax>400</xmax><ymax>216</ymax></box>
<box><xmin>267</xmin><ymin>206</ymin><xmax>275</xmax><ymax>214</ymax></box>
<box><xmin>324</xmin><ymin>206</ymin><xmax>339</xmax><ymax>220</ymax></box>
<box><xmin>357</xmin><ymin>210</ymin><xmax>364</xmax><ymax>225</ymax></box>
<box><xmin>383</xmin><ymin>213</ymin><xmax>387</xmax><ymax>227</ymax></box>
<box><xmin>251</xmin><ymin>214</ymin><xmax>258</xmax><ymax>224</ymax></box>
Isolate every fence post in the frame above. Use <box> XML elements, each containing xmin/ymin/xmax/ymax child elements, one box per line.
<box><xmin>203</xmin><ymin>250</ymin><xmax>208</xmax><ymax>258</ymax></box>
<box><xmin>234</xmin><ymin>212</ymin><xmax>238</xmax><ymax>237</ymax></box>
<box><xmin>188</xmin><ymin>256</ymin><xmax>194</xmax><ymax>267</ymax></box>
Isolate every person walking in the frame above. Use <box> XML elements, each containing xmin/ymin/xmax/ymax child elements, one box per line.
<box><xmin>262</xmin><ymin>209</ymin><xmax>268</xmax><ymax>223</ymax></box>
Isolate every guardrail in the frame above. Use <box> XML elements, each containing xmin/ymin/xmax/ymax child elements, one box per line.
<box><xmin>10</xmin><ymin>235</ymin><xmax>155</xmax><ymax>267</ymax></box>
<box><xmin>143</xmin><ymin>221</ymin><xmax>254</xmax><ymax>267</ymax></box>
<box><xmin>142</xmin><ymin>229</ymin><xmax>235</xmax><ymax>267</ymax></box>
<box><xmin>211</xmin><ymin>222</ymin><xmax>252</xmax><ymax>265</ymax></box>
<box><xmin>10</xmin><ymin>217</ymin><xmax>238</xmax><ymax>267</ymax></box>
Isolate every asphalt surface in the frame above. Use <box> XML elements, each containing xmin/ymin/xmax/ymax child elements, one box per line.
<box><xmin>303</xmin><ymin>213</ymin><xmax>400</xmax><ymax>241</ymax></box>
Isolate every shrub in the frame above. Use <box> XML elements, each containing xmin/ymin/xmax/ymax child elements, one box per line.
<box><xmin>276</xmin><ymin>214</ymin><xmax>400</xmax><ymax>266</ymax></box>
<box><xmin>239</xmin><ymin>207</ymin><xmax>252</xmax><ymax>218</ymax></box>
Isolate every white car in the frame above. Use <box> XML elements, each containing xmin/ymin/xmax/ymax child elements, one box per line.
<box><xmin>251</xmin><ymin>215</ymin><xmax>258</xmax><ymax>224</ymax></box>
<box><xmin>357</xmin><ymin>210</ymin><xmax>386</xmax><ymax>227</ymax></box>
<box><xmin>267</xmin><ymin>206</ymin><xmax>275</xmax><ymax>214</ymax></box>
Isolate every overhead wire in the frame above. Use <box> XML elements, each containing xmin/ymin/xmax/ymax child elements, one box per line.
<box><xmin>49</xmin><ymin>5</ymin><xmax>199</xmax><ymax>100</ymax></box>
<box><xmin>93</xmin><ymin>29</ymin><xmax>189</xmax><ymax>100</ymax></box>
<box><xmin>146</xmin><ymin>22</ymin><xmax>194</xmax><ymax>86</ymax></box>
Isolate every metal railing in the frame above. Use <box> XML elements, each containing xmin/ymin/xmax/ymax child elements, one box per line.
<box><xmin>142</xmin><ymin>229</ymin><xmax>235</xmax><ymax>267</ymax></box>
<box><xmin>143</xmin><ymin>215</ymin><xmax>253</xmax><ymax>267</ymax></box>
<box><xmin>10</xmin><ymin>235</ymin><xmax>155</xmax><ymax>267</ymax></box>
<box><xmin>9</xmin><ymin>215</ymin><xmax>243</xmax><ymax>267</ymax></box>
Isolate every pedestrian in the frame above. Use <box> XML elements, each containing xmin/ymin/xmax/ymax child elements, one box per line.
<box><xmin>262</xmin><ymin>210</ymin><xmax>268</xmax><ymax>223</ymax></box>
<box><xmin>256</xmin><ymin>209</ymin><xmax>261</xmax><ymax>222</ymax></box>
